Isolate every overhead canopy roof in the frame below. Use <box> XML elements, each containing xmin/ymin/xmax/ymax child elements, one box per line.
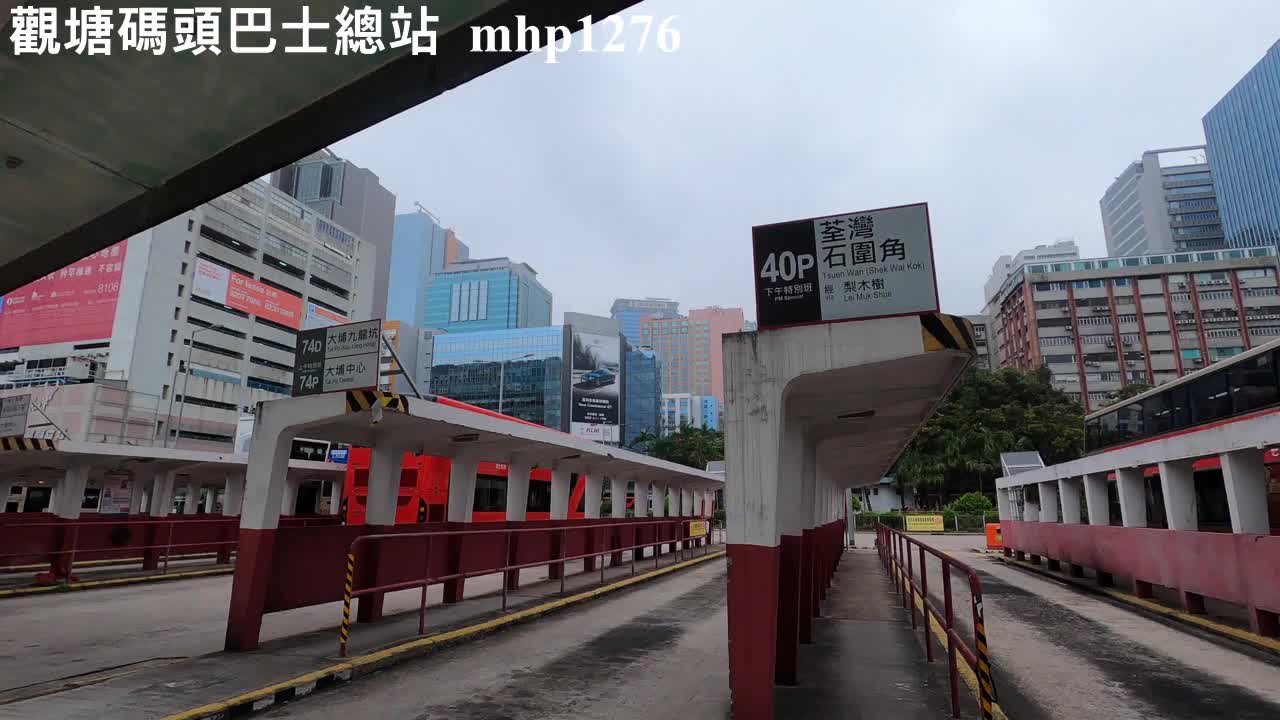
<box><xmin>0</xmin><ymin>0</ymin><xmax>641</xmax><ymax>293</ymax></box>
<box><xmin>256</xmin><ymin>390</ymin><xmax>724</xmax><ymax>491</ymax></box>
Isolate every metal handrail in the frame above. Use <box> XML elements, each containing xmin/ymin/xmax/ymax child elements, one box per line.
<box><xmin>338</xmin><ymin>517</ymin><xmax>717</xmax><ymax>656</ymax></box>
<box><xmin>0</xmin><ymin>516</ymin><xmax>246</xmax><ymax>576</ymax></box>
<box><xmin>876</xmin><ymin>523</ymin><xmax>997</xmax><ymax>719</ymax></box>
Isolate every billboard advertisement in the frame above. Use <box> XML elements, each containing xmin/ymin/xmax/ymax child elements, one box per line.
<box><xmin>0</xmin><ymin>240</ymin><xmax>128</xmax><ymax>347</ymax></box>
<box><xmin>192</xmin><ymin>258</ymin><xmax>304</xmax><ymax>329</ymax></box>
<box><xmin>570</xmin><ymin>330</ymin><xmax>621</xmax><ymax>443</ymax></box>
<box><xmin>303</xmin><ymin>301</ymin><xmax>347</xmax><ymax>330</ymax></box>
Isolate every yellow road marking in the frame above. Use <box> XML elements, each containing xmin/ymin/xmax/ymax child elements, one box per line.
<box><xmin>161</xmin><ymin>550</ymin><xmax>726</xmax><ymax>720</ymax></box>
<box><xmin>997</xmin><ymin>555</ymin><xmax>1280</xmax><ymax>654</ymax></box>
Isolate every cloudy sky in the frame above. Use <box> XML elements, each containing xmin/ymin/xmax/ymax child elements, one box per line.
<box><xmin>334</xmin><ymin>0</ymin><xmax>1280</xmax><ymax>322</ymax></box>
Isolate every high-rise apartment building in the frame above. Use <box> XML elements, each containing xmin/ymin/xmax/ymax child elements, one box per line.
<box><xmin>422</xmin><ymin>258</ymin><xmax>552</xmax><ymax>333</ymax></box>
<box><xmin>1203</xmin><ymin>41</ymin><xmax>1280</xmax><ymax>250</ymax></box>
<box><xmin>660</xmin><ymin>393</ymin><xmax>718</xmax><ymax>434</ymax></box>
<box><xmin>964</xmin><ymin>315</ymin><xmax>993</xmax><ymax>370</ymax></box>
<box><xmin>0</xmin><ymin>181</ymin><xmax>375</xmax><ymax>449</ymax></box>
<box><xmin>1100</xmin><ymin>146</ymin><xmax>1225</xmax><ymax>257</ymax></box>
<box><xmin>387</xmin><ymin>209</ymin><xmax>470</xmax><ymax>328</ymax></box>
<box><xmin>990</xmin><ymin>245</ymin><xmax>1279</xmax><ymax>412</ymax></box>
<box><xmin>639</xmin><ymin>307</ymin><xmax>744</xmax><ymax>404</ymax></box>
<box><xmin>271</xmin><ymin>149</ymin><xmax>396</xmax><ymax>319</ymax></box>
<box><xmin>983</xmin><ymin>240</ymin><xmax>1080</xmax><ymax>310</ymax></box>
<box><xmin>610</xmin><ymin>298</ymin><xmax>680</xmax><ymax>347</ymax></box>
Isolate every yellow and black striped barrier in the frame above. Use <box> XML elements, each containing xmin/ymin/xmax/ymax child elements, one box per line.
<box><xmin>345</xmin><ymin>389</ymin><xmax>410</xmax><ymax>414</ymax></box>
<box><xmin>0</xmin><ymin>436</ymin><xmax>56</xmax><ymax>452</ymax></box>
<box><xmin>920</xmin><ymin>313</ymin><xmax>977</xmax><ymax>354</ymax></box>
<box><xmin>974</xmin><ymin>597</ymin><xmax>998</xmax><ymax>719</ymax></box>
<box><xmin>339</xmin><ymin>550</ymin><xmax>356</xmax><ymax>657</ymax></box>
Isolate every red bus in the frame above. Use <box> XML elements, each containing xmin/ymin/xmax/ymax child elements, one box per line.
<box><xmin>342</xmin><ymin>396</ymin><xmax>594</xmax><ymax>524</ymax></box>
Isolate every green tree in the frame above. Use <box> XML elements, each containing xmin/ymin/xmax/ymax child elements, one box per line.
<box><xmin>944</xmin><ymin>492</ymin><xmax>995</xmax><ymax>514</ymax></box>
<box><xmin>631</xmin><ymin>424</ymin><xmax>725</xmax><ymax>470</ymax></box>
<box><xmin>1103</xmin><ymin>382</ymin><xmax>1154</xmax><ymax>405</ymax></box>
<box><xmin>892</xmin><ymin>367</ymin><xmax>1084</xmax><ymax>505</ymax></box>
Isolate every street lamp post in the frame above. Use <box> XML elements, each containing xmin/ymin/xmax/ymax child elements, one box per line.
<box><xmin>497</xmin><ymin>353</ymin><xmax>535</xmax><ymax>415</ymax></box>
<box><xmin>166</xmin><ymin>325</ymin><xmax>224</xmax><ymax>448</ymax></box>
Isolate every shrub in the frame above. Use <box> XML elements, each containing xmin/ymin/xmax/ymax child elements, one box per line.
<box><xmin>945</xmin><ymin>492</ymin><xmax>995</xmax><ymax>514</ymax></box>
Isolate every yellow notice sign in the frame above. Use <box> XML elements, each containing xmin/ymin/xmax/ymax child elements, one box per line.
<box><xmin>904</xmin><ymin>514</ymin><xmax>945</xmax><ymax>532</ymax></box>
<box><xmin>688</xmin><ymin>520</ymin><xmax>709</xmax><ymax>538</ymax></box>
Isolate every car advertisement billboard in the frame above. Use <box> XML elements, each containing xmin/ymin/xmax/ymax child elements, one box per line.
<box><xmin>570</xmin><ymin>330</ymin><xmax>621</xmax><ymax>443</ymax></box>
<box><xmin>192</xmin><ymin>258</ymin><xmax>304</xmax><ymax>330</ymax></box>
<box><xmin>0</xmin><ymin>240</ymin><xmax>128</xmax><ymax>347</ymax></box>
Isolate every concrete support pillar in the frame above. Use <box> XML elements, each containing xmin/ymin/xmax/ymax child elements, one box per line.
<box><xmin>129</xmin><ymin>471</ymin><xmax>153</xmax><ymax>514</ymax></box>
<box><xmin>1083</xmin><ymin>473</ymin><xmax>1109</xmax><ymax>525</ymax></box>
<box><xmin>504</xmin><ymin>458</ymin><xmax>533</xmax><ymax>522</ymax></box>
<box><xmin>446</xmin><ymin>454</ymin><xmax>479</xmax><ymax>523</ymax></box>
<box><xmin>1158</xmin><ymin>460</ymin><xmax>1197</xmax><ymax>532</ymax></box>
<box><xmin>652</xmin><ymin>484</ymin><xmax>667</xmax><ymax>517</ymax></box>
<box><xmin>150</xmin><ymin>470</ymin><xmax>176</xmax><ymax>517</ymax></box>
<box><xmin>0</xmin><ymin>478</ymin><xmax>12</xmax><ymax>512</ymax></box>
<box><xmin>222</xmin><ymin>474</ymin><xmax>245</xmax><ymax>517</ymax></box>
<box><xmin>1058</xmin><ymin>478</ymin><xmax>1082</xmax><ymax>524</ymax></box>
<box><xmin>225</xmin><ymin>407</ymin><xmax>294</xmax><ymax>652</ymax></box>
<box><xmin>183</xmin><ymin>481</ymin><xmax>202</xmax><ymax>515</ymax></box>
<box><xmin>584</xmin><ymin>472</ymin><xmax>603</xmax><ymax>519</ymax></box>
<box><xmin>549</xmin><ymin>467</ymin><xmax>572</xmax><ymax>521</ymax></box>
<box><xmin>1220</xmin><ymin>449</ymin><xmax>1271</xmax><ymax>535</ymax></box>
<box><xmin>704</xmin><ymin>490</ymin><xmax>714</xmax><ymax>518</ymax></box>
<box><xmin>996</xmin><ymin>488</ymin><xmax>1011</xmax><ymax>521</ymax></box>
<box><xmin>364</xmin><ymin>443</ymin><xmax>403</xmax><ymax>526</ymax></box>
<box><xmin>52</xmin><ymin>460</ymin><xmax>91</xmax><ymax>519</ymax></box>
<box><xmin>610</xmin><ymin>476</ymin><xmax>628</xmax><ymax>519</ymax></box>
<box><xmin>1023</xmin><ymin>499</ymin><xmax>1039</xmax><ymax>523</ymax></box>
<box><xmin>1038</xmin><ymin>481</ymin><xmax>1059</xmax><ymax>523</ymax></box>
<box><xmin>1115</xmin><ymin>467</ymin><xmax>1147</xmax><ymax>528</ymax></box>
<box><xmin>633</xmin><ymin>480</ymin><xmax>650</xmax><ymax>517</ymax></box>
<box><xmin>328</xmin><ymin>479</ymin><xmax>343</xmax><ymax>516</ymax></box>
<box><xmin>668</xmin><ymin>485</ymin><xmax>680</xmax><ymax>518</ymax></box>
<box><xmin>203</xmin><ymin>486</ymin><xmax>216</xmax><ymax>513</ymax></box>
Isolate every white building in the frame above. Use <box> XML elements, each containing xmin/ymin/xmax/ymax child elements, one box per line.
<box><xmin>661</xmin><ymin>392</ymin><xmax>718</xmax><ymax>434</ymax></box>
<box><xmin>983</xmin><ymin>240</ymin><xmax>1080</xmax><ymax>312</ymax></box>
<box><xmin>856</xmin><ymin>477</ymin><xmax>917</xmax><ymax>513</ymax></box>
<box><xmin>1100</xmin><ymin>146</ymin><xmax>1225</xmax><ymax>257</ymax></box>
<box><xmin>0</xmin><ymin>181</ymin><xmax>375</xmax><ymax>451</ymax></box>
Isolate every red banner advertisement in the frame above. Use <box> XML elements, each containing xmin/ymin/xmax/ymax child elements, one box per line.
<box><xmin>193</xmin><ymin>258</ymin><xmax>303</xmax><ymax>329</ymax></box>
<box><xmin>0</xmin><ymin>240</ymin><xmax>128</xmax><ymax>348</ymax></box>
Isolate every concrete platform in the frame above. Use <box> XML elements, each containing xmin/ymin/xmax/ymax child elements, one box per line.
<box><xmin>776</xmin><ymin>549</ymin><xmax>970</xmax><ymax>719</ymax></box>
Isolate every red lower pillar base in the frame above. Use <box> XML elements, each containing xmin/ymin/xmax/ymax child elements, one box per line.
<box><xmin>775</xmin><ymin>534</ymin><xmax>802</xmax><ymax>686</ymax></box>
<box><xmin>1069</xmin><ymin>563</ymin><xmax>1085</xmax><ymax>578</ymax></box>
<box><xmin>1015</xmin><ymin>550</ymin><xmax>1026</xmax><ymax>561</ymax></box>
<box><xmin>443</xmin><ymin>578</ymin><xmax>465</xmax><ymax>604</ymax></box>
<box><xmin>549</xmin><ymin>563</ymin><xmax>565</xmax><ymax>579</ymax></box>
<box><xmin>1134</xmin><ymin>580</ymin><xmax>1154</xmax><ymax>599</ymax></box>
<box><xmin>1097</xmin><ymin>571</ymin><xmax>1114</xmax><ymax>588</ymax></box>
<box><xmin>224</xmin><ymin>528</ymin><xmax>277</xmax><ymax>652</ymax></box>
<box><xmin>1250</xmin><ymin>607</ymin><xmax>1279</xmax><ymax>638</ymax></box>
<box><xmin>1183</xmin><ymin>591</ymin><xmax>1206</xmax><ymax>614</ymax></box>
<box><xmin>799</xmin><ymin>528</ymin><xmax>816</xmax><ymax>641</ymax></box>
<box><xmin>1003</xmin><ymin>547</ymin><xmax>1013</xmax><ymax>558</ymax></box>
<box><xmin>1047</xmin><ymin>558</ymin><xmax>1061</xmax><ymax>571</ymax></box>
<box><xmin>216</xmin><ymin>548</ymin><xmax>233</xmax><ymax>564</ymax></box>
<box><xmin>1030</xmin><ymin>554</ymin><xmax>1042</xmax><ymax>566</ymax></box>
<box><xmin>728</xmin><ymin>543</ymin><xmax>779</xmax><ymax>720</ymax></box>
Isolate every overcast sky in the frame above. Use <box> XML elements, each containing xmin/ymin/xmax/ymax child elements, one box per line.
<box><xmin>334</xmin><ymin>0</ymin><xmax>1280</xmax><ymax>322</ymax></box>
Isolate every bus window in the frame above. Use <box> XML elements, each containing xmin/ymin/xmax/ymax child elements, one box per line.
<box><xmin>1189</xmin><ymin>372</ymin><xmax>1231</xmax><ymax>424</ymax></box>
<box><xmin>1115</xmin><ymin>402</ymin><xmax>1144</xmax><ymax>443</ymax></box>
<box><xmin>527</xmin><ymin>482</ymin><xmax>551</xmax><ymax>513</ymax></box>
<box><xmin>1228</xmin><ymin>352</ymin><xmax>1278</xmax><ymax>413</ymax></box>
<box><xmin>1143</xmin><ymin>392</ymin><xmax>1172</xmax><ymax>434</ymax></box>
<box><xmin>474</xmin><ymin>474</ymin><xmax>507</xmax><ymax>513</ymax></box>
<box><xmin>1085</xmin><ymin>418</ymin><xmax>1101</xmax><ymax>452</ymax></box>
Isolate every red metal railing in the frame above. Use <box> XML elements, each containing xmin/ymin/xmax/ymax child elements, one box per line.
<box><xmin>876</xmin><ymin>524</ymin><xmax>997</xmax><ymax>719</ymax></box>
<box><xmin>337</xmin><ymin>517</ymin><xmax>718</xmax><ymax>656</ymax></box>
<box><xmin>0</xmin><ymin>517</ymin><xmax>242</xmax><ymax>579</ymax></box>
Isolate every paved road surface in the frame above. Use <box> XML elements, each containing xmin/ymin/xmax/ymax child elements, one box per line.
<box><xmin>907</xmin><ymin>534</ymin><xmax>1280</xmax><ymax>720</ymax></box>
<box><xmin>262</xmin><ymin>560</ymin><xmax>731</xmax><ymax>720</ymax></box>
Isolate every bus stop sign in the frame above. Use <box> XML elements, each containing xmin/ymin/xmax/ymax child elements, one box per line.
<box><xmin>752</xmin><ymin>202</ymin><xmax>939</xmax><ymax>330</ymax></box>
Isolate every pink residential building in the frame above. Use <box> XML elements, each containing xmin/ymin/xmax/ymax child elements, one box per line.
<box><xmin>639</xmin><ymin>306</ymin><xmax>745</xmax><ymax>404</ymax></box>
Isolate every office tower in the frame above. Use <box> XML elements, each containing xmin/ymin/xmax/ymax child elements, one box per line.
<box><xmin>610</xmin><ymin>298</ymin><xmax>680</xmax><ymax>347</ymax></box>
<box><xmin>1100</xmin><ymin>147</ymin><xmax>1224</xmax><ymax>256</ymax></box>
<box><xmin>422</xmin><ymin>257</ymin><xmax>553</xmax><ymax>333</ymax></box>
<box><xmin>639</xmin><ymin>306</ymin><xmax>744</xmax><ymax>404</ymax></box>
<box><xmin>387</xmin><ymin>208</ymin><xmax>470</xmax><ymax>327</ymax></box>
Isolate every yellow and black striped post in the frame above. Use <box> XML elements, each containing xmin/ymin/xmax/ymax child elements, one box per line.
<box><xmin>339</xmin><ymin>550</ymin><xmax>355</xmax><ymax>657</ymax></box>
<box><xmin>973</xmin><ymin>596</ymin><xmax>997</xmax><ymax>719</ymax></box>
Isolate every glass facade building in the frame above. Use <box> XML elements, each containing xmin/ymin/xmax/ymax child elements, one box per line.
<box><xmin>610</xmin><ymin>298</ymin><xmax>680</xmax><ymax>347</ymax></box>
<box><xmin>423</xmin><ymin>258</ymin><xmax>553</xmax><ymax>333</ymax></box>
<box><xmin>388</xmin><ymin>211</ymin><xmax>469</xmax><ymax>328</ymax></box>
<box><xmin>624</xmin><ymin>347</ymin><xmax>662</xmax><ymax>446</ymax></box>
<box><xmin>1203</xmin><ymin>41</ymin><xmax>1280</xmax><ymax>249</ymax></box>
<box><xmin>428</xmin><ymin>327</ymin><xmax>566</xmax><ymax>430</ymax></box>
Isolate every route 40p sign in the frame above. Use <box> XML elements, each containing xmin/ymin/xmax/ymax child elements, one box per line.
<box><xmin>752</xmin><ymin>203</ymin><xmax>939</xmax><ymax>330</ymax></box>
<box><xmin>292</xmin><ymin>319</ymin><xmax>382</xmax><ymax>397</ymax></box>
